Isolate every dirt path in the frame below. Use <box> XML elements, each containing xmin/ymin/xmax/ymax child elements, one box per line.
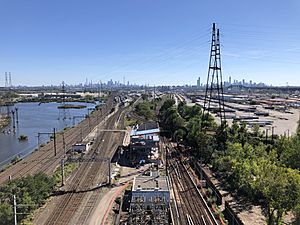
<box><xmin>88</xmin><ymin>184</ymin><xmax>127</xmax><ymax>225</ymax></box>
<box><xmin>87</xmin><ymin>165</ymin><xmax>150</xmax><ymax>225</ymax></box>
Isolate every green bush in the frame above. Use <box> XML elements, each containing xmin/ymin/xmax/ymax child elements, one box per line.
<box><xmin>0</xmin><ymin>172</ymin><xmax>55</xmax><ymax>223</ymax></box>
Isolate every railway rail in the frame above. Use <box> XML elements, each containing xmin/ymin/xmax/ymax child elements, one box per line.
<box><xmin>167</xmin><ymin>142</ymin><xmax>219</xmax><ymax>225</ymax></box>
<box><xmin>43</xmin><ymin>102</ymin><xmax>126</xmax><ymax>225</ymax></box>
<box><xmin>0</xmin><ymin>95</ymin><xmax>117</xmax><ymax>185</ymax></box>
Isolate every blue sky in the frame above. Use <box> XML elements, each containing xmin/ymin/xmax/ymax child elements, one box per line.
<box><xmin>0</xmin><ymin>0</ymin><xmax>299</xmax><ymax>86</ymax></box>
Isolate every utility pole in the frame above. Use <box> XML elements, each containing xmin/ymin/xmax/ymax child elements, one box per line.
<box><xmin>61</xmin><ymin>159</ymin><xmax>65</xmax><ymax>186</ymax></box>
<box><xmin>11</xmin><ymin>110</ymin><xmax>16</xmax><ymax>132</ymax></box>
<box><xmin>165</xmin><ymin>145</ymin><xmax>168</xmax><ymax>176</ymax></box>
<box><xmin>13</xmin><ymin>195</ymin><xmax>17</xmax><ymax>225</ymax></box>
<box><xmin>37</xmin><ymin>131</ymin><xmax>56</xmax><ymax>150</ymax></box>
<box><xmin>9</xmin><ymin>72</ymin><xmax>12</xmax><ymax>88</ymax></box>
<box><xmin>37</xmin><ymin>133</ymin><xmax>40</xmax><ymax>148</ymax></box>
<box><xmin>97</xmin><ymin>81</ymin><xmax>100</xmax><ymax>100</ymax></box>
<box><xmin>4</xmin><ymin>71</ymin><xmax>7</xmax><ymax>87</ymax></box>
<box><xmin>62</xmin><ymin>81</ymin><xmax>65</xmax><ymax>105</ymax></box>
<box><xmin>100</xmin><ymin>80</ymin><xmax>102</xmax><ymax>99</ymax></box>
<box><xmin>15</xmin><ymin>107</ymin><xmax>19</xmax><ymax>124</ymax></box>
<box><xmin>53</xmin><ymin>128</ymin><xmax>57</xmax><ymax>156</ymax></box>
<box><xmin>108</xmin><ymin>159</ymin><xmax>111</xmax><ymax>185</ymax></box>
<box><xmin>62</xmin><ymin>133</ymin><xmax>66</xmax><ymax>154</ymax></box>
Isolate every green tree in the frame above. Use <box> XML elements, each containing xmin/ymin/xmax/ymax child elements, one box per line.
<box><xmin>214</xmin><ymin>122</ymin><xmax>228</xmax><ymax>152</ymax></box>
<box><xmin>0</xmin><ymin>172</ymin><xmax>55</xmax><ymax>223</ymax></box>
<box><xmin>178</xmin><ymin>102</ymin><xmax>202</xmax><ymax>120</ymax></box>
<box><xmin>0</xmin><ymin>203</ymin><xmax>13</xmax><ymax>225</ymax></box>
<box><xmin>159</xmin><ymin>99</ymin><xmax>175</xmax><ymax>118</ymax></box>
<box><xmin>253</xmin><ymin>164</ymin><xmax>300</xmax><ymax>224</ymax></box>
<box><xmin>201</xmin><ymin>112</ymin><xmax>216</xmax><ymax>130</ymax></box>
<box><xmin>237</xmin><ymin>122</ymin><xmax>249</xmax><ymax>147</ymax></box>
<box><xmin>278</xmin><ymin>136</ymin><xmax>300</xmax><ymax>170</ymax></box>
<box><xmin>135</xmin><ymin>101</ymin><xmax>155</xmax><ymax>120</ymax></box>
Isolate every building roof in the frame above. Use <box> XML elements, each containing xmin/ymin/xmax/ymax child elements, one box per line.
<box><xmin>132</xmin><ymin>176</ymin><xmax>169</xmax><ymax>192</ymax></box>
<box><xmin>73</xmin><ymin>141</ymin><xmax>89</xmax><ymax>146</ymax></box>
<box><xmin>137</xmin><ymin>122</ymin><xmax>159</xmax><ymax>131</ymax></box>
<box><xmin>131</xmin><ymin>128</ymin><xmax>160</xmax><ymax>136</ymax></box>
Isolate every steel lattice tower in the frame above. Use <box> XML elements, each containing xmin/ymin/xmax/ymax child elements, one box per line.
<box><xmin>203</xmin><ymin>23</ymin><xmax>226</xmax><ymax>125</ymax></box>
<box><xmin>5</xmin><ymin>72</ymin><xmax>8</xmax><ymax>88</ymax></box>
<box><xmin>58</xmin><ymin>81</ymin><xmax>71</xmax><ymax>120</ymax></box>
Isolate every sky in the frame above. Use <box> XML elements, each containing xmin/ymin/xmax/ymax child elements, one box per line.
<box><xmin>0</xmin><ymin>0</ymin><xmax>299</xmax><ymax>86</ymax></box>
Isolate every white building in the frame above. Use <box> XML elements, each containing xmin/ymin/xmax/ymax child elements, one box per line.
<box><xmin>131</xmin><ymin>175</ymin><xmax>170</xmax><ymax>205</ymax></box>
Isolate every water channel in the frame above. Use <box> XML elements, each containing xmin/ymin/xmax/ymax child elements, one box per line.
<box><xmin>0</xmin><ymin>102</ymin><xmax>97</xmax><ymax>168</ymax></box>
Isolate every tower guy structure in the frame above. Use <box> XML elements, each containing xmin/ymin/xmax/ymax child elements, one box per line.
<box><xmin>202</xmin><ymin>23</ymin><xmax>226</xmax><ymax>125</ymax></box>
<box><xmin>4</xmin><ymin>72</ymin><xmax>12</xmax><ymax>88</ymax></box>
<box><xmin>58</xmin><ymin>81</ymin><xmax>71</xmax><ymax>120</ymax></box>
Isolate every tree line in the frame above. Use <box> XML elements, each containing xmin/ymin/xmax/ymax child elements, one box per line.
<box><xmin>0</xmin><ymin>172</ymin><xmax>56</xmax><ymax>225</ymax></box>
<box><xmin>159</xmin><ymin>98</ymin><xmax>300</xmax><ymax>225</ymax></box>
<box><xmin>134</xmin><ymin>94</ymin><xmax>161</xmax><ymax>121</ymax></box>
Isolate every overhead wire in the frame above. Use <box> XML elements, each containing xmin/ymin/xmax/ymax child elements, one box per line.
<box><xmin>87</xmin><ymin>23</ymin><xmax>300</xmax><ymax>85</ymax></box>
<box><xmin>88</xmin><ymin>25</ymin><xmax>211</xmax><ymax>82</ymax></box>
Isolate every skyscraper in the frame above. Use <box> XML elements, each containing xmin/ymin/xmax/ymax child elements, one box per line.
<box><xmin>197</xmin><ymin>77</ymin><xmax>201</xmax><ymax>89</ymax></box>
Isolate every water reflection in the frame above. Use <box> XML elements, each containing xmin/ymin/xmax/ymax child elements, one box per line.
<box><xmin>0</xmin><ymin>102</ymin><xmax>97</xmax><ymax>168</ymax></box>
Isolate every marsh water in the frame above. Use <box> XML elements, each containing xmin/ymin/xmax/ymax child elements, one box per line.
<box><xmin>0</xmin><ymin>102</ymin><xmax>97</xmax><ymax>168</ymax></box>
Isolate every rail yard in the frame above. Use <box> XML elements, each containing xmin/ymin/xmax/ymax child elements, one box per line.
<box><xmin>0</xmin><ymin>95</ymin><xmax>117</xmax><ymax>185</ymax></box>
<box><xmin>1</xmin><ymin>88</ymin><xmax>299</xmax><ymax>225</ymax></box>
<box><xmin>1</xmin><ymin>2</ymin><xmax>300</xmax><ymax>224</ymax></box>
<box><xmin>166</xmin><ymin>141</ymin><xmax>219</xmax><ymax>225</ymax></box>
<box><xmin>36</xmin><ymin>100</ymin><xmax>126</xmax><ymax>225</ymax></box>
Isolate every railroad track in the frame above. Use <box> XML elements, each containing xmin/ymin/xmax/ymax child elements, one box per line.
<box><xmin>75</xmin><ymin>133</ymin><xmax>123</xmax><ymax>225</ymax></box>
<box><xmin>167</xmin><ymin>142</ymin><xmax>219</xmax><ymax>225</ymax></box>
<box><xmin>43</xmin><ymin>103</ymin><xmax>125</xmax><ymax>225</ymax></box>
<box><xmin>0</xmin><ymin>95</ymin><xmax>117</xmax><ymax>184</ymax></box>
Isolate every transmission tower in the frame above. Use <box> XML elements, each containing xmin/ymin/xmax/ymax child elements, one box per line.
<box><xmin>202</xmin><ymin>23</ymin><xmax>226</xmax><ymax>126</ymax></box>
<box><xmin>9</xmin><ymin>72</ymin><xmax>12</xmax><ymax>87</ymax></box>
<box><xmin>4</xmin><ymin>72</ymin><xmax>8</xmax><ymax>88</ymax></box>
<box><xmin>58</xmin><ymin>81</ymin><xmax>71</xmax><ymax>121</ymax></box>
<box><xmin>62</xmin><ymin>81</ymin><xmax>66</xmax><ymax>105</ymax></box>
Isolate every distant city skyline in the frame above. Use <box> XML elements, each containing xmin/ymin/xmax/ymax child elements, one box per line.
<box><xmin>4</xmin><ymin>76</ymin><xmax>274</xmax><ymax>88</ymax></box>
<box><xmin>0</xmin><ymin>0</ymin><xmax>299</xmax><ymax>86</ymax></box>
<box><xmin>196</xmin><ymin>76</ymin><xmax>269</xmax><ymax>88</ymax></box>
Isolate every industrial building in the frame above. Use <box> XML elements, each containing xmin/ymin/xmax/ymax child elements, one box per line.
<box><xmin>129</xmin><ymin>170</ymin><xmax>170</xmax><ymax>225</ymax></box>
<box><xmin>130</xmin><ymin>122</ymin><xmax>160</xmax><ymax>165</ymax></box>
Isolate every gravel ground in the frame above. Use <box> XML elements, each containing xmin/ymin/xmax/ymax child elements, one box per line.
<box><xmin>87</xmin><ymin>164</ymin><xmax>150</xmax><ymax>225</ymax></box>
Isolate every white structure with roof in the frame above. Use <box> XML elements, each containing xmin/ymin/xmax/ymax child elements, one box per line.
<box><xmin>131</xmin><ymin>175</ymin><xmax>170</xmax><ymax>204</ymax></box>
